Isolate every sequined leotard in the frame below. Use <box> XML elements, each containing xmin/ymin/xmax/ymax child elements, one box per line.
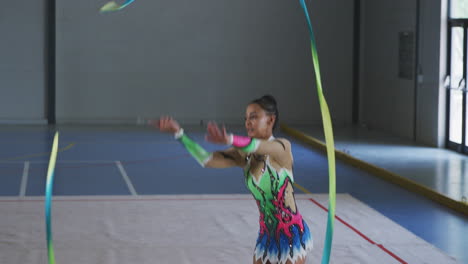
<box><xmin>175</xmin><ymin>129</ymin><xmax>313</xmax><ymax>264</ymax></box>
<box><xmin>245</xmin><ymin>155</ymin><xmax>312</xmax><ymax>263</ymax></box>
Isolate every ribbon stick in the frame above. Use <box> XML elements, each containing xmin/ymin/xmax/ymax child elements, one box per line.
<box><xmin>298</xmin><ymin>1</ymin><xmax>337</xmax><ymax>263</ymax></box>
<box><xmin>45</xmin><ymin>132</ymin><xmax>59</xmax><ymax>264</ymax></box>
<box><xmin>100</xmin><ymin>0</ymin><xmax>135</xmax><ymax>13</ymax></box>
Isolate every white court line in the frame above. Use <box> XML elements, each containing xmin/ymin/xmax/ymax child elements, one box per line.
<box><xmin>19</xmin><ymin>161</ymin><xmax>30</xmax><ymax>197</ymax></box>
<box><xmin>0</xmin><ymin>160</ymin><xmax>116</xmax><ymax>164</ymax></box>
<box><xmin>115</xmin><ymin>161</ymin><xmax>137</xmax><ymax>196</ymax></box>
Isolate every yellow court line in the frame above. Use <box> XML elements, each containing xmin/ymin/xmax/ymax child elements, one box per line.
<box><xmin>280</xmin><ymin>123</ymin><xmax>468</xmax><ymax>216</ymax></box>
<box><xmin>294</xmin><ymin>182</ymin><xmax>314</xmax><ymax>196</ymax></box>
<box><xmin>0</xmin><ymin>139</ymin><xmax>177</xmax><ymax>163</ymax></box>
<box><xmin>0</xmin><ymin>143</ymin><xmax>75</xmax><ymax>162</ymax></box>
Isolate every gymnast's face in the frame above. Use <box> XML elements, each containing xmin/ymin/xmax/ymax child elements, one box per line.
<box><xmin>245</xmin><ymin>103</ymin><xmax>275</xmax><ymax>139</ymax></box>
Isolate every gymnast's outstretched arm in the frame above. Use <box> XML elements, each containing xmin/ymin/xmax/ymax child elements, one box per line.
<box><xmin>205</xmin><ymin>122</ymin><xmax>292</xmax><ymax>166</ymax></box>
<box><xmin>175</xmin><ymin>128</ymin><xmax>245</xmax><ymax>168</ymax></box>
<box><xmin>153</xmin><ymin>117</ymin><xmax>245</xmax><ymax>168</ymax></box>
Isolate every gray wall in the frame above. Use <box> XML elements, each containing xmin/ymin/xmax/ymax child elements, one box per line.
<box><xmin>5</xmin><ymin>0</ymin><xmax>450</xmax><ymax>148</ymax></box>
<box><xmin>360</xmin><ymin>0</ymin><xmax>445</xmax><ymax>147</ymax></box>
<box><xmin>56</xmin><ymin>0</ymin><xmax>354</xmax><ymax>125</ymax></box>
<box><xmin>360</xmin><ymin>0</ymin><xmax>418</xmax><ymax>139</ymax></box>
<box><xmin>0</xmin><ymin>1</ymin><xmax>46</xmax><ymax>123</ymax></box>
<box><xmin>417</xmin><ymin>0</ymin><xmax>446</xmax><ymax>147</ymax></box>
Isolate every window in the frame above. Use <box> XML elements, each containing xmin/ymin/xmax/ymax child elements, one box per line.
<box><xmin>451</xmin><ymin>0</ymin><xmax>468</xmax><ymax>18</ymax></box>
<box><xmin>447</xmin><ymin>0</ymin><xmax>468</xmax><ymax>153</ymax></box>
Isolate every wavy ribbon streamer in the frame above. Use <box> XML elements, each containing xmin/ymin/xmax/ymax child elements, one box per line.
<box><xmin>100</xmin><ymin>0</ymin><xmax>135</xmax><ymax>13</ymax></box>
<box><xmin>45</xmin><ymin>132</ymin><xmax>59</xmax><ymax>264</ymax></box>
<box><xmin>97</xmin><ymin>0</ymin><xmax>334</xmax><ymax>261</ymax></box>
<box><xmin>299</xmin><ymin>1</ymin><xmax>337</xmax><ymax>263</ymax></box>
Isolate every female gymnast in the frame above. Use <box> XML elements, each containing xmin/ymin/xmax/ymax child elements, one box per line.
<box><xmin>154</xmin><ymin>95</ymin><xmax>312</xmax><ymax>264</ymax></box>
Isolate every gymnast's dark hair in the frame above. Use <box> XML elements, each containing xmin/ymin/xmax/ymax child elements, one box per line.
<box><xmin>250</xmin><ymin>95</ymin><xmax>279</xmax><ymax>130</ymax></box>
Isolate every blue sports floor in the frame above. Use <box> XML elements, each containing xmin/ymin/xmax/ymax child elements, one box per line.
<box><xmin>0</xmin><ymin>125</ymin><xmax>466</xmax><ymax>263</ymax></box>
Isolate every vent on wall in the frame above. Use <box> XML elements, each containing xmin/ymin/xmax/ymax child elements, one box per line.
<box><xmin>398</xmin><ymin>31</ymin><xmax>415</xmax><ymax>80</ymax></box>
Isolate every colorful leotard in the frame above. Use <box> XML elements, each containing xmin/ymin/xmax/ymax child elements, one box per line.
<box><xmin>245</xmin><ymin>157</ymin><xmax>312</xmax><ymax>263</ymax></box>
<box><xmin>175</xmin><ymin>129</ymin><xmax>313</xmax><ymax>263</ymax></box>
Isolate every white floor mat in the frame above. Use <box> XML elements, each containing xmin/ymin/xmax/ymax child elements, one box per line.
<box><xmin>0</xmin><ymin>194</ymin><xmax>459</xmax><ymax>264</ymax></box>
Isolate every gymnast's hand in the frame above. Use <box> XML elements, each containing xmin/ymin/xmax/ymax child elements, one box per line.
<box><xmin>205</xmin><ymin>122</ymin><xmax>230</xmax><ymax>145</ymax></box>
<box><xmin>151</xmin><ymin>116</ymin><xmax>181</xmax><ymax>134</ymax></box>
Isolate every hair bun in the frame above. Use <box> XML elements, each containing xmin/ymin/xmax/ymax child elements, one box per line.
<box><xmin>261</xmin><ymin>95</ymin><xmax>277</xmax><ymax>106</ymax></box>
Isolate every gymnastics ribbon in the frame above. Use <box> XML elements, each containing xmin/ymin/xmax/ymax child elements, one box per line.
<box><xmin>99</xmin><ymin>1</ymin><xmax>336</xmax><ymax>261</ymax></box>
<box><xmin>45</xmin><ymin>132</ymin><xmax>59</xmax><ymax>264</ymax></box>
<box><xmin>100</xmin><ymin>0</ymin><xmax>135</xmax><ymax>13</ymax></box>
<box><xmin>299</xmin><ymin>1</ymin><xmax>336</xmax><ymax>263</ymax></box>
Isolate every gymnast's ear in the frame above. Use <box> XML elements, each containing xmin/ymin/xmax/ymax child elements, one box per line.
<box><xmin>268</xmin><ymin>114</ymin><xmax>276</xmax><ymax>126</ymax></box>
